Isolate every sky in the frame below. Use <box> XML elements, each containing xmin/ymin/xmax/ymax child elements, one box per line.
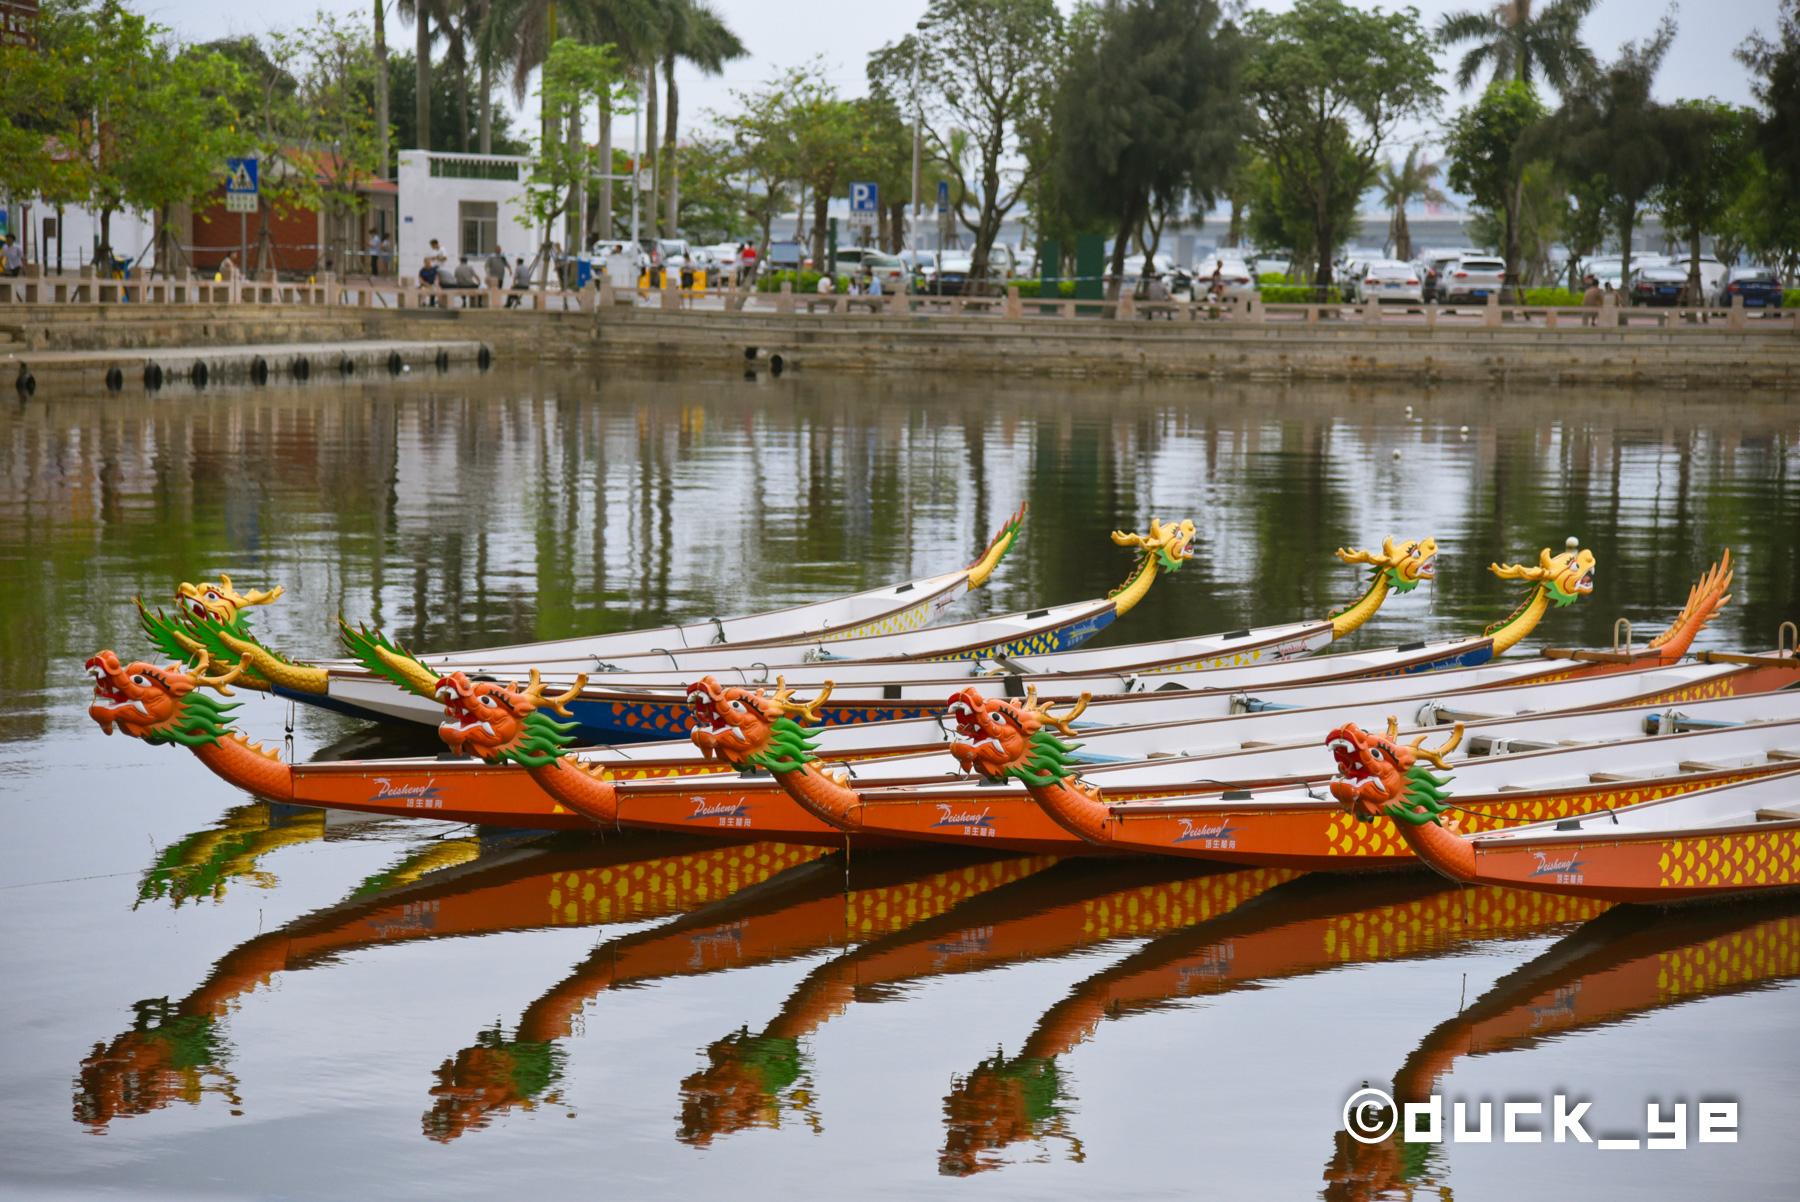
<box><xmin>140</xmin><ymin>0</ymin><xmax>1783</xmax><ymax>164</ymax></box>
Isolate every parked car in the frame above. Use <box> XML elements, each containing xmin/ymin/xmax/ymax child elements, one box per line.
<box><xmin>934</xmin><ymin>253</ymin><xmax>1006</xmax><ymax>296</ymax></box>
<box><xmin>1628</xmin><ymin>265</ymin><xmax>1690</xmax><ymax>306</ymax></box>
<box><xmin>1252</xmin><ymin>252</ymin><xmax>1291</xmax><ymax>279</ymax></box>
<box><xmin>901</xmin><ymin>250</ymin><xmax>938</xmax><ymax>292</ymax></box>
<box><xmin>859</xmin><ymin>252</ymin><xmax>907</xmax><ymax>293</ymax></box>
<box><xmin>1204</xmin><ymin>258</ymin><xmax>1256</xmax><ymax>301</ymax></box>
<box><xmin>657</xmin><ymin>238</ymin><xmax>692</xmax><ymax>268</ymax></box>
<box><xmin>1360</xmin><ymin>259</ymin><xmax>1425</xmax><ymax>305</ymax></box>
<box><xmin>1440</xmin><ymin>255</ymin><xmax>1506</xmax><ymax>304</ymax></box>
<box><xmin>1339</xmin><ymin>259</ymin><xmax>1372</xmax><ymax>303</ymax></box>
<box><xmin>1121</xmin><ymin>253</ymin><xmax>1177</xmax><ymax>287</ymax></box>
<box><xmin>1714</xmin><ymin>266</ymin><xmax>1785</xmax><ymax>308</ymax></box>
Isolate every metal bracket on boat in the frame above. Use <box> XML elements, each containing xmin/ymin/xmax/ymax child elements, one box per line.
<box><xmin>1119</xmin><ymin>674</ymin><xmax>1142</xmax><ymax>694</ymax></box>
<box><xmin>590</xmin><ymin>658</ymin><xmax>624</xmax><ymax>673</ymax></box>
<box><xmin>709</xmin><ymin>617</ymin><xmax>728</xmax><ymax>645</ymax></box>
<box><xmin>802</xmin><ymin>646</ymin><xmax>846</xmax><ymax>663</ymax></box>
<box><xmin>653</xmin><ymin>647</ymin><xmax>680</xmax><ymax>670</ymax></box>
<box><xmin>749</xmin><ymin>662</ymin><xmax>770</xmax><ymax>685</ymax></box>
<box><xmin>1231</xmin><ymin>695</ymin><xmax>1296</xmax><ymax>714</ymax></box>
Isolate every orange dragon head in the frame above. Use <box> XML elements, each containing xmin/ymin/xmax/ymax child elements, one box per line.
<box><xmin>86</xmin><ymin>650</ymin><xmax>244</xmax><ymax>745</ymax></box>
<box><xmin>688</xmin><ymin>676</ymin><xmax>833</xmax><ymax>773</ymax></box>
<box><xmin>434</xmin><ymin>669</ymin><xmax>588</xmax><ymax>766</ymax></box>
<box><xmin>677</xmin><ymin>1029</ymin><xmax>817</xmax><ymax>1147</ymax></box>
<box><xmin>947</xmin><ymin>686</ymin><xmax>1090</xmax><ymax>784</ymax></box>
<box><xmin>1327</xmin><ymin>719</ymin><xmax>1463</xmax><ymax>827</ymax></box>
<box><xmin>423</xmin><ymin>1026</ymin><xmax>565</xmax><ymax>1143</ymax></box>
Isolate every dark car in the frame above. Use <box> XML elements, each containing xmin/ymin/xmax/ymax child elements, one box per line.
<box><xmin>1718</xmin><ymin>267</ymin><xmax>1784</xmax><ymax>309</ymax></box>
<box><xmin>1628</xmin><ymin>265</ymin><xmax>1690</xmax><ymax>307</ymax></box>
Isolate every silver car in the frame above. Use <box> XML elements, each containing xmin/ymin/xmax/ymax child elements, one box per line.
<box><xmin>1441</xmin><ymin>255</ymin><xmax>1506</xmax><ymax>304</ymax></box>
<box><xmin>1360</xmin><ymin>259</ymin><xmax>1425</xmax><ymax>305</ymax></box>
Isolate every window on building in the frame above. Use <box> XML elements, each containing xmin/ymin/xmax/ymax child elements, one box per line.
<box><xmin>459</xmin><ymin>201</ymin><xmax>498</xmax><ymax>258</ymax></box>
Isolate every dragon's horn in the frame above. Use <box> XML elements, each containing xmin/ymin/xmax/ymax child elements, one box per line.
<box><xmin>1411</xmin><ymin>724</ymin><xmax>1465</xmax><ymax>771</ymax></box>
<box><xmin>775</xmin><ymin>679</ymin><xmax>834</xmax><ymax>724</ymax></box>
<box><xmin>522</xmin><ymin>667</ymin><xmax>586</xmax><ymax>714</ymax></box>
<box><xmin>216</xmin><ymin>573</ymin><xmax>233</xmax><ymax>593</ymax></box>
<box><xmin>1489</xmin><ymin>558</ymin><xmax>1543</xmax><ymax>582</ymax></box>
<box><xmin>1385</xmin><ymin>715</ymin><xmax>1400</xmax><ymax>739</ymax></box>
<box><xmin>1382</xmin><ymin>535</ymin><xmax>1398</xmax><ymax>561</ymax></box>
<box><xmin>1540</xmin><ymin>546</ymin><xmax>1557</xmax><ymax>571</ymax></box>
<box><xmin>184</xmin><ymin>654</ymin><xmax>244</xmax><ymax>695</ymax></box>
<box><xmin>1038</xmin><ymin>693</ymin><xmax>1091</xmax><ymax>737</ymax></box>
<box><xmin>240</xmin><ymin>584</ymin><xmax>284</xmax><ymax>607</ymax></box>
<box><xmin>1336</xmin><ymin>545</ymin><xmax>1384</xmax><ymax>566</ymax></box>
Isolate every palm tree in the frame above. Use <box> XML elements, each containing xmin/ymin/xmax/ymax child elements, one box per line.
<box><xmin>1437</xmin><ymin>0</ymin><xmax>1599</xmax><ymax>94</ymax></box>
<box><xmin>397</xmin><ymin>0</ymin><xmax>450</xmax><ymax>151</ymax></box>
<box><xmin>374</xmin><ymin>0</ymin><xmax>390</xmax><ymax>175</ymax></box>
<box><xmin>1377</xmin><ymin>147</ymin><xmax>1446</xmax><ymax>261</ymax></box>
<box><xmin>659</xmin><ymin>0</ymin><xmax>746</xmax><ymax>235</ymax></box>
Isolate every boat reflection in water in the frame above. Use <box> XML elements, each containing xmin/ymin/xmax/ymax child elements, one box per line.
<box><xmin>73</xmin><ymin>828</ymin><xmax>825</xmax><ymax>1131</ymax></box>
<box><xmin>424</xmin><ymin>846</ymin><xmax>1056</xmax><ymax>1140</ymax></box>
<box><xmin>676</xmin><ymin>858</ymin><xmax>1287</xmax><ymax>1149</ymax></box>
<box><xmin>135</xmin><ymin>802</ymin><xmax>330</xmax><ymax>907</ymax></box>
<box><xmin>1320</xmin><ymin>898</ymin><xmax>1800</xmax><ymax>1202</ymax></box>
<box><xmin>940</xmin><ymin>876</ymin><xmax>1609</xmax><ymax>1177</ymax></box>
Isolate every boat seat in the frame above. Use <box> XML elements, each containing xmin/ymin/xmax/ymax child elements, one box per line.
<box><xmin>1769</xmin><ymin>749</ymin><xmax>1800</xmax><ymax>762</ymax></box>
<box><xmin>1678</xmin><ymin>760</ymin><xmax>1727</xmax><ymax>773</ymax></box>
<box><xmin>1240</xmin><ymin>740</ymin><xmax>1277</xmax><ymax>749</ymax></box>
<box><xmin>1589</xmin><ymin>772</ymin><xmax>1637</xmax><ymax>783</ymax></box>
<box><xmin>1755</xmin><ymin>808</ymin><xmax>1800</xmax><ymax>822</ymax></box>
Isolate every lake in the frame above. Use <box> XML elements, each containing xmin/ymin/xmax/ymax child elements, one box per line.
<box><xmin>1</xmin><ymin>367</ymin><xmax>1796</xmax><ymax>1199</ymax></box>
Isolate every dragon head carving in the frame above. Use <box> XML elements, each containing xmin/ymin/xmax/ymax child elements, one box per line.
<box><xmin>688</xmin><ymin>676</ymin><xmax>832</xmax><ymax>773</ymax></box>
<box><xmin>946</xmin><ymin>686</ymin><xmax>1097</xmax><ymax>800</ymax></box>
<box><xmin>677</xmin><ymin>1029</ymin><xmax>817</xmax><ymax>1147</ymax></box>
<box><xmin>1110</xmin><ymin>517</ymin><xmax>1197</xmax><ymax>576</ymax></box>
<box><xmin>424</xmin><ymin>1026</ymin><xmax>565</xmax><ymax>1143</ymax></box>
<box><xmin>86</xmin><ymin>650</ymin><xmax>244</xmax><ymax>745</ymax></box>
<box><xmin>434</xmin><ymin>670</ymin><xmax>588</xmax><ymax>766</ymax></box>
<box><xmin>1337</xmin><ymin>536</ymin><xmax>1438</xmax><ymax>593</ymax></box>
<box><xmin>176</xmin><ymin>575</ymin><xmax>283</xmax><ymax>628</ymax></box>
<box><xmin>1490</xmin><ymin>542</ymin><xmax>1597</xmax><ymax>608</ymax></box>
<box><xmin>1327</xmin><ymin>718</ymin><xmax>1464</xmax><ymax>827</ymax></box>
<box><xmin>946</xmin><ymin>686</ymin><xmax>1089</xmax><ymax>782</ymax></box>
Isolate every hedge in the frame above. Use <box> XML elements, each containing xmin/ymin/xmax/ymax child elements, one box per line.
<box><xmin>1260</xmin><ymin>283</ymin><xmax>1343</xmax><ymax>303</ymax></box>
<box><xmin>755</xmin><ymin>269</ymin><xmax>852</xmax><ymax>294</ymax></box>
<box><xmin>1013</xmin><ymin>279</ymin><xmax>1078</xmax><ymax>298</ymax></box>
<box><xmin>1786</xmin><ymin>289</ymin><xmax>1800</xmax><ymax>309</ymax></box>
<box><xmin>1521</xmin><ymin>287</ymin><xmax>1583</xmax><ymax>306</ymax></box>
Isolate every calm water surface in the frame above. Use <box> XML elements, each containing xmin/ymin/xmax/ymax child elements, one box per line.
<box><xmin>2</xmin><ymin>369</ymin><xmax>1797</xmax><ymax>1199</ymax></box>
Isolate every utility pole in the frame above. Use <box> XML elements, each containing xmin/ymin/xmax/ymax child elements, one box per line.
<box><xmin>630</xmin><ymin>101</ymin><xmax>641</xmax><ymax>246</ymax></box>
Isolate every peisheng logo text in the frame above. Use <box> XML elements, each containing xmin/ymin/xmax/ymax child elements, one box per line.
<box><xmin>1342</xmin><ymin>1087</ymin><xmax>1738</xmax><ymax>1150</ymax></box>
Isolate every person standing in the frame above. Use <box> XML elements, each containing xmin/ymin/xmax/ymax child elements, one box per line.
<box><xmin>739</xmin><ymin>242</ymin><xmax>757</xmax><ymax>288</ymax></box>
<box><xmin>485</xmin><ymin>246</ymin><xmax>508</xmax><ymax>292</ymax></box>
<box><xmin>3</xmin><ymin>235</ymin><xmax>22</xmax><ymax>277</ymax></box>
<box><xmin>368</xmin><ymin>230</ymin><xmax>381</xmax><ymax>275</ymax></box>
<box><xmin>1581</xmin><ymin>274</ymin><xmax>1602</xmax><ymax>326</ymax></box>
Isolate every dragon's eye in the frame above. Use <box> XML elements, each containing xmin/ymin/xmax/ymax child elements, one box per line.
<box><xmin>130</xmin><ymin>674</ymin><xmax>149</xmax><ymax>688</ymax></box>
<box><xmin>478</xmin><ymin>695</ymin><xmax>497</xmax><ymax>707</ymax></box>
<box><xmin>991</xmin><ymin>711</ymin><xmax>1009</xmax><ymax>725</ymax></box>
<box><xmin>1369</xmin><ymin>746</ymin><xmax>1386</xmax><ymax>762</ymax></box>
<box><xmin>728</xmin><ymin>700</ymin><xmax>745</xmax><ymax>713</ymax></box>
<box><xmin>205</xmin><ymin>590</ymin><xmax>222</xmax><ymax>602</ymax></box>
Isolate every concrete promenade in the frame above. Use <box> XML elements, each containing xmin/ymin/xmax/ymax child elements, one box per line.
<box><xmin>4</xmin><ymin>295</ymin><xmax>1798</xmax><ymax>391</ymax></box>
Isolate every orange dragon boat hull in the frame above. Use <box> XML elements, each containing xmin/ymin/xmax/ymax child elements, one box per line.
<box><xmin>1095</xmin><ymin>763</ymin><xmax>1795</xmax><ymax>871</ymax></box>
<box><xmin>1454</xmin><ymin>817</ymin><xmax>1800</xmax><ymax>903</ymax></box>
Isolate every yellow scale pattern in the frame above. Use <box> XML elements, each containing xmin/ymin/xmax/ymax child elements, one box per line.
<box><xmin>817</xmin><ymin>596</ymin><xmax>941</xmax><ymax>643</ymax></box>
<box><xmin>845</xmin><ymin>855</ymin><xmax>1056</xmax><ymax>937</ymax></box>
<box><xmin>1324</xmin><ymin>776</ymin><xmax>1762</xmax><ymax>859</ymax></box>
<box><xmin>1140</xmin><ymin>647</ymin><xmax>1270</xmax><ymax>676</ymax></box>
<box><xmin>1655</xmin><ymin>917</ymin><xmax>1800</xmax><ymax>999</ymax></box>
<box><xmin>1321</xmin><ymin>887</ymin><xmax>1607</xmax><ymax>963</ymax></box>
<box><xmin>1658</xmin><ymin>826</ymin><xmax>1800</xmax><ymax>890</ymax></box>
<box><xmin>544</xmin><ymin>844</ymin><xmax>824</xmax><ymax>927</ymax></box>
<box><xmin>1643</xmin><ymin>677</ymin><xmax>1739</xmax><ymax>706</ymax></box>
<box><xmin>1080</xmin><ymin>868</ymin><xmax>1297</xmax><ymax>941</ymax></box>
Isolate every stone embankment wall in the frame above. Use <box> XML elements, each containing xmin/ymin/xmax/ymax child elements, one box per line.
<box><xmin>5</xmin><ymin>304</ymin><xmax>1797</xmax><ymax>388</ymax></box>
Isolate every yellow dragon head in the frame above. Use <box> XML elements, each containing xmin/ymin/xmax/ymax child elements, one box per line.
<box><xmin>1336</xmin><ymin>536</ymin><xmax>1437</xmax><ymax>594</ymax></box>
<box><xmin>176</xmin><ymin>575</ymin><xmax>284</xmax><ymax>628</ymax></box>
<box><xmin>1109</xmin><ymin>518</ymin><xmax>1198</xmax><ymax>574</ymax></box>
<box><xmin>1490</xmin><ymin>541</ymin><xmax>1597</xmax><ymax>608</ymax></box>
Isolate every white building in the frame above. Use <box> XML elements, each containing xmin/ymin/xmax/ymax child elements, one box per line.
<box><xmin>2</xmin><ymin>198</ymin><xmax>156</xmax><ymax>271</ymax></box>
<box><xmin>396</xmin><ymin>150</ymin><xmax>534</xmax><ymax>278</ymax></box>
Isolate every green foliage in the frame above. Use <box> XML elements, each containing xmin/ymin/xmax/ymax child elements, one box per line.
<box><xmin>1786</xmin><ymin>289</ymin><xmax>1800</xmax><ymax>308</ymax></box>
<box><xmin>1242</xmin><ymin>0</ymin><xmax>1442</xmax><ymax>288</ymax></box>
<box><xmin>1656</xmin><ymin>100</ymin><xmax>1755</xmax><ymax>291</ymax></box>
<box><xmin>385</xmin><ymin>52</ymin><xmax>527</xmax><ymax>157</ymax></box>
<box><xmin>1377</xmin><ymin>146</ymin><xmax>1445</xmax><ymax>261</ymax></box>
<box><xmin>870</xmin><ymin>0</ymin><xmax>1064</xmax><ymax>278</ymax></box>
<box><xmin>1245</xmin><ymin>147</ymin><xmax>1363</xmax><ymax>278</ymax></box>
<box><xmin>518</xmin><ymin>39</ymin><xmax>634</xmax><ymax>237</ymax></box>
<box><xmin>1260</xmin><ymin>283</ymin><xmax>1343</xmax><ymax>303</ymax></box>
<box><xmin>1446</xmin><ymin>80</ymin><xmax>1548</xmax><ymax>285</ymax></box>
<box><xmin>1436</xmin><ymin>0</ymin><xmax>1600</xmax><ymax>94</ymax></box>
<box><xmin>1522</xmin><ymin>287</ymin><xmax>1583</xmax><ymax>305</ymax></box>
<box><xmin>1013</xmin><ymin>279</ymin><xmax>1077</xmax><ymax>298</ymax></box>
<box><xmin>754</xmin><ymin>269</ymin><xmax>852</xmax><ymax>294</ymax></box>
<box><xmin>1051</xmin><ymin>0</ymin><xmax>1245</xmax><ymax>296</ymax></box>
<box><xmin>1736</xmin><ymin>0</ymin><xmax>1800</xmax><ymax>214</ymax></box>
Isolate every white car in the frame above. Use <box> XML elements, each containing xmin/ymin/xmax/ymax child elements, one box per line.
<box><xmin>1121</xmin><ymin>253</ymin><xmax>1177</xmax><ymax>286</ymax></box>
<box><xmin>860</xmin><ymin>252</ymin><xmax>907</xmax><ymax>293</ymax></box>
<box><xmin>1361</xmin><ymin>258</ymin><xmax>1425</xmax><ymax>304</ymax></box>
<box><xmin>1441</xmin><ymin>255</ymin><xmax>1506</xmax><ymax>304</ymax></box>
<box><xmin>1197</xmin><ymin>257</ymin><xmax>1256</xmax><ymax>301</ymax></box>
<box><xmin>1252</xmin><ymin>254</ymin><xmax>1291</xmax><ymax>279</ymax></box>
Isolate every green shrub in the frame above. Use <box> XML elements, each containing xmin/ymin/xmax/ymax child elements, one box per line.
<box><xmin>1260</xmin><ymin>284</ymin><xmax>1342</xmax><ymax>304</ymax></box>
<box><xmin>1784</xmin><ymin>289</ymin><xmax>1799</xmax><ymax>309</ymax></box>
<box><xmin>1013</xmin><ymin>279</ymin><xmax>1078</xmax><ymax>298</ymax></box>
<box><xmin>1521</xmin><ymin>287</ymin><xmax>1583</xmax><ymax>306</ymax></box>
<box><xmin>755</xmin><ymin>269</ymin><xmax>851</xmax><ymax>294</ymax></box>
<box><xmin>1256</xmin><ymin>272</ymin><xmax>1289</xmax><ymax>285</ymax></box>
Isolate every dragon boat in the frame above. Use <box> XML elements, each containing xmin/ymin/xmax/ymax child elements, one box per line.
<box><xmin>758</xmin><ymin>684</ymin><xmax>1800</xmax><ymax>855</ymax></box>
<box><xmin>316</xmin><ymin>533</ymin><xmax>1443</xmax><ymax>733</ymax></box>
<box><xmin>942</xmin><ymin>872</ymin><xmax>1608</xmax><ymax>1176</ymax></box>
<box><xmin>1324</xmin><ymin>899</ymin><xmax>1800</xmax><ymax>1198</ymax></box>
<box><xmin>1335</xmin><ymin>708</ymin><xmax>1800</xmax><ymax>902</ymax></box>
<box><xmin>159</xmin><ymin>516</ymin><xmax>1197</xmax><ymax>736</ymax></box>
<box><xmin>78</xmin><ymin>584</ymin><xmax>1787</xmax><ymax>842</ymax></box>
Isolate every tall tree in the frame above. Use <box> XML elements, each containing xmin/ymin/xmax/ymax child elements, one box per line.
<box><xmin>1445</xmin><ymin>80</ymin><xmax>1547</xmax><ymax>297</ymax></box>
<box><xmin>1052</xmin><ymin>0</ymin><xmax>1246</xmax><ymax>300</ymax></box>
<box><xmin>659</xmin><ymin>0</ymin><xmax>745</xmax><ymax>236</ymax></box>
<box><xmin>1376</xmin><ymin>146</ymin><xmax>1445</xmax><ymax>261</ymax></box>
<box><xmin>1534</xmin><ymin>17</ymin><xmax>1675</xmax><ymax>290</ymax></box>
<box><xmin>715</xmin><ymin>73</ymin><xmax>797</xmax><ymax>255</ymax></box>
<box><xmin>869</xmin><ymin>0</ymin><xmax>1063</xmax><ymax>281</ymax></box>
<box><xmin>374</xmin><ymin>0</ymin><xmax>390</xmax><ymax>174</ymax></box>
<box><xmin>396</xmin><ymin>0</ymin><xmax>446</xmax><ymax>151</ymax></box>
<box><xmin>1655</xmin><ymin>101</ymin><xmax>1752</xmax><ymax>301</ymax></box>
<box><xmin>1242</xmin><ymin>0</ymin><xmax>1441</xmax><ymax>290</ymax></box>
<box><xmin>1437</xmin><ymin>0</ymin><xmax>1599</xmax><ymax>94</ymax></box>
<box><xmin>1736</xmin><ymin>1</ymin><xmax>1800</xmax><ymax>238</ymax></box>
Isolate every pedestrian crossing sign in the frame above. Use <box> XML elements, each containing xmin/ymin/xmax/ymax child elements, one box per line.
<box><xmin>225</xmin><ymin>157</ymin><xmax>258</xmax><ymax>213</ymax></box>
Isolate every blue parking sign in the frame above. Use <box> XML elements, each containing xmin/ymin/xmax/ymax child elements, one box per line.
<box><xmin>850</xmin><ymin>181</ymin><xmax>878</xmax><ymax>214</ymax></box>
<box><xmin>937</xmin><ymin>180</ymin><xmax>949</xmax><ymax>213</ymax></box>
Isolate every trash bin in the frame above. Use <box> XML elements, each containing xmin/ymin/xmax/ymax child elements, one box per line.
<box><xmin>575</xmin><ymin>256</ymin><xmax>593</xmax><ymax>289</ymax></box>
